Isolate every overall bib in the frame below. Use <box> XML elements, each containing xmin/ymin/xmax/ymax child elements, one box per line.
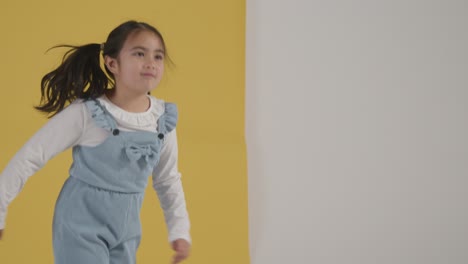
<box><xmin>52</xmin><ymin>99</ymin><xmax>177</xmax><ymax>264</ymax></box>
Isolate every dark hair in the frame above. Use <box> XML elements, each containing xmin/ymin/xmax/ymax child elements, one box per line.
<box><xmin>35</xmin><ymin>20</ymin><xmax>170</xmax><ymax>117</ymax></box>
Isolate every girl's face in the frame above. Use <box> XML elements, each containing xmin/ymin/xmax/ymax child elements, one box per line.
<box><xmin>106</xmin><ymin>30</ymin><xmax>165</xmax><ymax>95</ymax></box>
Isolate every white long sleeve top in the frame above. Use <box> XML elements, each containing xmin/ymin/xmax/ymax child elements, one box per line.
<box><xmin>0</xmin><ymin>95</ymin><xmax>191</xmax><ymax>243</ymax></box>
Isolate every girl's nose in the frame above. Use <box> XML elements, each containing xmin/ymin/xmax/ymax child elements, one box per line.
<box><xmin>145</xmin><ymin>61</ymin><xmax>155</xmax><ymax>69</ymax></box>
<box><xmin>145</xmin><ymin>58</ymin><xmax>156</xmax><ymax>69</ymax></box>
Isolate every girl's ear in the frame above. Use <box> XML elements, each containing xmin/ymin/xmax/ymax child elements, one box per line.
<box><xmin>104</xmin><ymin>55</ymin><xmax>118</xmax><ymax>74</ymax></box>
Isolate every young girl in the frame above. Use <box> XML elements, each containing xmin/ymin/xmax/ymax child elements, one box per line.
<box><xmin>0</xmin><ymin>20</ymin><xmax>191</xmax><ymax>264</ymax></box>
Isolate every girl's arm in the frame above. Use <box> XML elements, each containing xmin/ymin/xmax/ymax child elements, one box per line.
<box><xmin>0</xmin><ymin>101</ymin><xmax>87</xmax><ymax>230</ymax></box>
<box><xmin>152</xmin><ymin>129</ymin><xmax>191</xmax><ymax>244</ymax></box>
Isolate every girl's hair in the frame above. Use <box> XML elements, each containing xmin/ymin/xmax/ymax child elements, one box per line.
<box><xmin>35</xmin><ymin>20</ymin><xmax>169</xmax><ymax>117</ymax></box>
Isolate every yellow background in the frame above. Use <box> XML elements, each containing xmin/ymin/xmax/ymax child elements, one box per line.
<box><xmin>0</xmin><ymin>0</ymin><xmax>248</xmax><ymax>263</ymax></box>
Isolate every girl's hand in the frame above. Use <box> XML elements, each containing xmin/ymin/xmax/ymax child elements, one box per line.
<box><xmin>171</xmin><ymin>239</ymin><xmax>190</xmax><ymax>264</ymax></box>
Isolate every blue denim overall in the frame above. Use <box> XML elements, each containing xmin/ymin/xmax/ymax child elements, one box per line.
<box><xmin>52</xmin><ymin>99</ymin><xmax>177</xmax><ymax>264</ymax></box>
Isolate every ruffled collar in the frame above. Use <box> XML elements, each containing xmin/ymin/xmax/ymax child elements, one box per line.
<box><xmin>96</xmin><ymin>94</ymin><xmax>165</xmax><ymax>131</ymax></box>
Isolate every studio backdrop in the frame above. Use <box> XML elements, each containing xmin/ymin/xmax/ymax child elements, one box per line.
<box><xmin>0</xmin><ymin>1</ymin><xmax>248</xmax><ymax>263</ymax></box>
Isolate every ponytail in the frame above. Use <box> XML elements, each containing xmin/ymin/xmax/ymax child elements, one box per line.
<box><xmin>35</xmin><ymin>43</ymin><xmax>112</xmax><ymax>117</ymax></box>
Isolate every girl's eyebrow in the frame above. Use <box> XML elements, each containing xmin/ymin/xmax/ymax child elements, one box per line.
<box><xmin>130</xmin><ymin>46</ymin><xmax>165</xmax><ymax>53</ymax></box>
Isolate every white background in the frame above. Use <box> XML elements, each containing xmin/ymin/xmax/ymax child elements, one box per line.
<box><xmin>246</xmin><ymin>1</ymin><xmax>468</xmax><ymax>263</ymax></box>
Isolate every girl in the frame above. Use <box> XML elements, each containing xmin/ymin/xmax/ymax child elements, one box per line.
<box><xmin>0</xmin><ymin>20</ymin><xmax>191</xmax><ymax>264</ymax></box>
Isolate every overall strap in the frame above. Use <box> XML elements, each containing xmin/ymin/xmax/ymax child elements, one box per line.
<box><xmin>84</xmin><ymin>99</ymin><xmax>119</xmax><ymax>134</ymax></box>
<box><xmin>156</xmin><ymin>102</ymin><xmax>178</xmax><ymax>140</ymax></box>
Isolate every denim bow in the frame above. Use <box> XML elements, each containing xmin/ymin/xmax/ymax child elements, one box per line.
<box><xmin>125</xmin><ymin>143</ymin><xmax>157</xmax><ymax>162</ymax></box>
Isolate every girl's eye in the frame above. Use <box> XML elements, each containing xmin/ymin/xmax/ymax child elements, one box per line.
<box><xmin>135</xmin><ymin>52</ymin><xmax>144</xmax><ymax>57</ymax></box>
<box><xmin>155</xmin><ymin>54</ymin><xmax>164</xmax><ymax>60</ymax></box>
